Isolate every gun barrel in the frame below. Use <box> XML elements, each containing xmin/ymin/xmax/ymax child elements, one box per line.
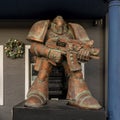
<box><xmin>90</xmin><ymin>55</ymin><xmax>100</xmax><ymax>59</ymax></box>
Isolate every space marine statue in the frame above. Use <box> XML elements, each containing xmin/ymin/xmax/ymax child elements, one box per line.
<box><xmin>25</xmin><ymin>16</ymin><xmax>102</xmax><ymax>110</ymax></box>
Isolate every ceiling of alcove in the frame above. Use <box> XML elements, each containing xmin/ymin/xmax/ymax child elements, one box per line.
<box><xmin>0</xmin><ymin>0</ymin><xmax>108</xmax><ymax>19</ymax></box>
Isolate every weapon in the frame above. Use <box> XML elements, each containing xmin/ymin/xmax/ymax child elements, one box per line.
<box><xmin>46</xmin><ymin>38</ymin><xmax>100</xmax><ymax>71</ymax></box>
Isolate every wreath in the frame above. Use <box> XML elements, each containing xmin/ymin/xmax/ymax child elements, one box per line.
<box><xmin>4</xmin><ymin>38</ymin><xmax>25</xmax><ymax>59</ymax></box>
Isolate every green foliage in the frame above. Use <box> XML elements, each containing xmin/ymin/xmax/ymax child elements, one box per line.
<box><xmin>4</xmin><ymin>38</ymin><xmax>25</xmax><ymax>59</ymax></box>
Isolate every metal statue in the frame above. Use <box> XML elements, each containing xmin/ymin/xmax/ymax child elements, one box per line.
<box><xmin>25</xmin><ymin>16</ymin><xmax>102</xmax><ymax>109</ymax></box>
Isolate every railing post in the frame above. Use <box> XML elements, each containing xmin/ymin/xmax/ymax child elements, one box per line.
<box><xmin>108</xmin><ymin>1</ymin><xmax>120</xmax><ymax>120</ymax></box>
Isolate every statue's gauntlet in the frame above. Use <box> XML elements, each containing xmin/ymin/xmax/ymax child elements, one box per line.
<box><xmin>77</xmin><ymin>48</ymin><xmax>100</xmax><ymax>62</ymax></box>
<box><xmin>30</xmin><ymin>42</ymin><xmax>62</xmax><ymax>63</ymax></box>
<box><xmin>77</xmin><ymin>48</ymin><xmax>90</xmax><ymax>62</ymax></box>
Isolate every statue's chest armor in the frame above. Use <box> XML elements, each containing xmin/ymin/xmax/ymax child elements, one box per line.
<box><xmin>46</xmin><ymin>29</ymin><xmax>74</xmax><ymax>42</ymax></box>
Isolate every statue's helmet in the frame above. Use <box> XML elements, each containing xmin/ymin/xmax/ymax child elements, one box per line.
<box><xmin>53</xmin><ymin>16</ymin><xmax>65</xmax><ymax>27</ymax></box>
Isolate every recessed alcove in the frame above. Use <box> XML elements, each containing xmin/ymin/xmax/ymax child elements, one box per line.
<box><xmin>0</xmin><ymin>1</ymin><xmax>108</xmax><ymax>120</ymax></box>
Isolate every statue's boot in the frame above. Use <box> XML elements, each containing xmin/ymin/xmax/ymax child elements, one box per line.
<box><xmin>67</xmin><ymin>71</ymin><xmax>102</xmax><ymax>110</ymax></box>
<box><xmin>24</xmin><ymin>58</ymin><xmax>52</xmax><ymax>107</ymax></box>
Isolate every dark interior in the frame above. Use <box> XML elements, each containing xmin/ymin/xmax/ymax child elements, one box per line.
<box><xmin>0</xmin><ymin>0</ymin><xmax>107</xmax><ymax>19</ymax></box>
